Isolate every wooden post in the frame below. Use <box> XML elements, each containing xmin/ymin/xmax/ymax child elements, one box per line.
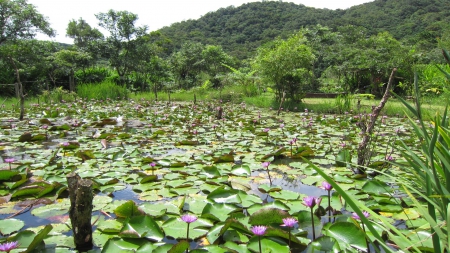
<box><xmin>216</xmin><ymin>106</ymin><xmax>223</xmax><ymax>120</ymax></box>
<box><xmin>67</xmin><ymin>173</ymin><xmax>94</xmax><ymax>251</ymax></box>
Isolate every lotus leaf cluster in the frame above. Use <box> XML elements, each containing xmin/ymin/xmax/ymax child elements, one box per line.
<box><xmin>0</xmin><ymin>99</ymin><xmax>428</xmax><ymax>252</ymax></box>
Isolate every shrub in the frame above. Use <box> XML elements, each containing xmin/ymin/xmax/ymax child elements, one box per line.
<box><xmin>75</xmin><ymin>67</ymin><xmax>113</xmax><ymax>84</ymax></box>
<box><xmin>38</xmin><ymin>87</ymin><xmax>77</xmax><ymax>104</ymax></box>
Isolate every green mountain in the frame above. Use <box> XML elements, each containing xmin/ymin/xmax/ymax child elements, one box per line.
<box><xmin>158</xmin><ymin>0</ymin><xmax>450</xmax><ymax>59</ymax></box>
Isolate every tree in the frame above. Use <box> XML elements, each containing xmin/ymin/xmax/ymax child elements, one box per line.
<box><xmin>303</xmin><ymin>25</ymin><xmax>339</xmax><ymax>91</ymax></box>
<box><xmin>0</xmin><ymin>0</ymin><xmax>54</xmax><ymax>120</ymax></box>
<box><xmin>0</xmin><ymin>40</ymin><xmax>58</xmax><ymax>119</ymax></box>
<box><xmin>169</xmin><ymin>42</ymin><xmax>205</xmax><ymax>89</ymax></box>
<box><xmin>201</xmin><ymin>45</ymin><xmax>233</xmax><ymax>88</ymax></box>
<box><xmin>0</xmin><ymin>0</ymin><xmax>54</xmax><ymax>45</ymax></box>
<box><xmin>252</xmin><ymin>32</ymin><xmax>315</xmax><ymax>101</ymax></box>
<box><xmin>95</xmin><ymin>10</ymin><xmax>148</xmax><ymax>85</ymax></box>
<box><xmin>66</xmin><ymin>18</ymin><xmax>104</xmax><ymax>49</ymax></box>
<box><xmin>50</xmin><ymin>49</ymin><xmax>92</xmax><ymax>92</ymax></box>
<box><xmin>147</xmin><ymin>56</ymin><xmax>171</xmax><ymax>99</ymax></box>
<box><xmin>329</xmin><ymin>26</ymin><xmax>409</xmax><ymax>95</ymax></box>
<box><xmin>222</xmin><ymin>64</ymin><xmax>259</xmax><ymax>96</ymax></box>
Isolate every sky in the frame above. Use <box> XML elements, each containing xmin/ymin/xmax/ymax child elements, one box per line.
<box><xmin>28</xmin><ymin>0</ymin><xmax>374</xmax><ymax>44</ymax></box>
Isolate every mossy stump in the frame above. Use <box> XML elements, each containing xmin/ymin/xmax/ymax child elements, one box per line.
<box><xmin>67</xmin><ymin>173</ymin><xmax>93</xmax><ymax>252</ymax></box>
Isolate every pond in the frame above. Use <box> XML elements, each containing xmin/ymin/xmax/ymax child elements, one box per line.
<box><xmin>0</xmin><ymin>99</ymin><xmax>424</xmax><ymax>252</ymax></box>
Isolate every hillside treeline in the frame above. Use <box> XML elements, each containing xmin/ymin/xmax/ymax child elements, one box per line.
<box><xmin>1</xmin><ymin>0</ymin><xmax>449</xmax><ymax>103</ymax></box>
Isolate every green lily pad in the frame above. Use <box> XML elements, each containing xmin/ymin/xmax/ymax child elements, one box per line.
<box><xmin>114</xmin><ymin>200</ymin><xmax>144</xmax><ymax>218</ymax></box>
<box><xmin>249</xmin><ymin>208</ymin><xmax>290</xmax><ymax>226</ymax></box>
<box><xmin>0</xmin><ymin>218</ymin><xmax>25</xmax><ymax>235</ymax></box>
<box><xmin>202</xmin><ymin>203</ymin><xmax>240</xmax><ymax>222</ymax></box>
<box><xmin>119</xmin><ymin>215</ymin><xmax>164</xmax><ymax>241</ymax></box>
<box><xmin>362</xmin><ymin>180</ymin><xmax>392</xmax><ymax>196</ymax></box>
<box><xmin>207</xmin><ymin>186</ymin><xmax>241</xmax><ymax>204</ymax></box>
<box><xmin>161</xmin><ymin>217</ymin><xmax>208</xmax><ymax>239</ymax></box>
<box><xmin>247</xmin><ymin>236</ymin><xmax>290</xmax><ymax>253</ymax></box>
<box><xmin>323</xmin><ymin>222</ymin><xmax>367</xmax><ymax>251</ymax></box>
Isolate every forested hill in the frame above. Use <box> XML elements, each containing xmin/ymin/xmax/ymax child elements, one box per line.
<box><xmin>157</xmin><ymin>0</ymin><xmax>450</xmax><ymax>59</ymax></box>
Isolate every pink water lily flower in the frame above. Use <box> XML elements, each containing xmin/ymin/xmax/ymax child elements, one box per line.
<box><xmin>352</xmin><ymin>211</ymin><xmax>370</xmax><ymax>220</ymax></box>
<box><xmin>303</xmin><ymin>196</ymin><xmax>321</xmax><ymax>208</ymax></box>
<box><xmin>181</xmin><ymin>214</ymin><xmax>198</xmax><ymax>223</ymax></box>
<box><xmin>322</xmin><ymin>181</ymin><xmax>333</xmax><ymax>191</ymax></box>
<box><xmin>251</xmin><ymin>225</ymin><xmax>267</xmax><ymax>236</ymax></box>
<box><xmin>0</xmin><ymin>241</ymin><xmax>19</xmax><ymax>252</ymax></box>
<box><xmin>282</xmin><ymin>217</ymin><xmax>298</xmax><ymax>228</ymax></box>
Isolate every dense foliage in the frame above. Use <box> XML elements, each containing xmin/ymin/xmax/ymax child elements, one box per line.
<box><xmin>158</xmin><ymin>0</ymin><xmax>450</xmax><ymax>59</ymax></box>
<box><xmin>1</xmin><ymin>0</ymin><xmax>449</xmax><ymax>104</ymax></box>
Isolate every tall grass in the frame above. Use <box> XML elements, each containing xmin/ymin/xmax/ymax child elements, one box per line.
<box><xmin>77</xmin><ymin>81</ymin><xmax>129</xmax><ymax>100</ymax></box>
<box><xmin>308</xmin><ymin>55</ymin><xmax>450</xmax><ymax>252</ymax></box>
<box><xmin>391</xmin><ymin>55</ymin><xmax>450</xmax><ymax>252</ymax></box>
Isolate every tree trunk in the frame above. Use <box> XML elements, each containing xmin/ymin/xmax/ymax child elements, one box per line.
<box><xmin>67</xmin><ymin>173</ymin><xmax>94</xmax><ymax>252</ymax></box>
<box><xmin>69</xmin><ymin>69</ymin><xmax>75</xmax><ymax>92</ymax></box>
<box><xmin>277</xmin><ymin>92</ymin><xmax>286</xmax><ymax>116</ymax></box>
<box><xmin>8</xmin><ymin>57</ymin><xmax>25</xmax><ymax>120</ymax></box>
<box><xmin>356</xmin><ymin>68</ymin><xmax>397</xmax><ymax>174</ymax></box>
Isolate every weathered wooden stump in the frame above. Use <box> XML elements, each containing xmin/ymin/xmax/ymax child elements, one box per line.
<box><xmin>67</xmin><ymin>173</ymin><xmax>93</xmax><ymax>252</ymax></box>
<box><xmin>216</xmin><ymin>106</ymin><xmax>223</xmax><ymax>119</ymax></box>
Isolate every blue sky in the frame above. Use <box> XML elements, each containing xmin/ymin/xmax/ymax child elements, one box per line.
<box><xmin>28</xmin><ymin>0</ymin><xmax>374</xmax><ymax>44</ymax></box>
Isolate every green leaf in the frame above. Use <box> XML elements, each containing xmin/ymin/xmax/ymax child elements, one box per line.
<box><xmin>247</xmin><ymin>236</ymin><xmax>290</xmax><ymax>253</ymax></box>
<box><xmin>213</xmin><ymin>154</ymin><xmax>235</xmax><ymax>163</ymax></box>
<box><xmin>335</xmin><ymin>149</ymin><xmax>352</xmax><ymax>167</ymax></box>
<box><xmin>203</xmin><ymin>165</ymin><xmax>221</xmax><ymax>178</ymax></box>
<box><xmin>0</xmin><ymin>170</ymin><xmax>20</xmax><ymax>180</ymax></box>
<box><xmin>323</xmin><ymin>222</ymin><xmax>367</xmax><ymax>251</ymax></box>
<box><xmin>114</xmin><ymin>200</ymin><xmax>144</xmax><ymax>218</ymax></box>
<box><xmin>162</xmin><ymin>217</ymin><xmax>208</xmax><ymax>239</ymax></box>
<box><xmin>140</xmin><ymin>175</ymin><xmax>158</xmax><ymax>184</ymax></box>
<box><xmin>207</xmin><ymin>186</ymin><xmax>241</xmax><ymax>204</ymax></box>
<box><xmin>307</xmin><ymin>236</ymin><xmax>341</xmax><ymax>253</ymax></box>
<box><xmin>102</xmin><ymin>238</ymin><xmax>148</xmax><ymax>253</ymax></box>
<box><xmin>230</xmin><ymin>164</ymin><xmax>251</xmax><ymax>176</ymax></box>
<box><xmin>119</xmin><ymin>215</ymin><xmax>164</xmax><ymax>241</ymax></box>
<box><xmin>248</xmin><ymin>208</ymin><xmax>290</xmax><ymax>226</ymax></box>
<box><xmin>168</xmin><ymin>241</ymin><xmax>190</xmax><ymax>253</ymax></box>
<box><xmin>202</xmin><ymin>203</ymin><xmax>240</xmax><ymax>222</ymax></box>
<box><xmin>362</xmin><ymin>180</ymin><xmax>392</xmax><ymax>196</ymax></box>
<box><xmin>23</xmin><ymin>224</ymin><xmax>53</xmax><ymax>253</ymax></box>
<box><xmin>0</xmin><ymin>218</ymin><xmax>25</xmax><ymax>235</ymax></box>
<box><xmin>247</xmin><ymin>200</ymin><xmax>290</xmax><ymax>215</ymax></box>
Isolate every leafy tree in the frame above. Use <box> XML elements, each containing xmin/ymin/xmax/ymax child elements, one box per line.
<box><xmin>201</xmin><ymin>45</ymin><xmax>233</xmax><ymax>88</ymax></box>
<box><xmin>0</xmin><ymin>40</ymin><xmax>58</xmax><ymax>118</ymax></box>
<box><xmin>252</xmin><ymin>32</ymin><xmax>315</xmax><ymax>101</ymax></box>
<box><xmin>50</xmin><ymin>49</ymin><xmax>92</xmax><ymax>92</ymax></box>
<box><xmin>130</xmin><ymin>38</ymin><xmax>161</xmax><ymax>92</ymax></box>
<box><xmin>169</xmin><ymin>42</ymin><xmax>205</xmax><ymax>89</ymax></box>
<box><xmin>147</xmin><ymin>56</ymin><xmax>171</xmax><ymax>99</ymax></box>
<box><xmin>66</xmin><ymin>18</ymin><xmax>104</xmax><ymax>49</ymax></box>
<box><xmin>330</xmin><ymin>26</ymin><xmax>409</xmax><ymax>95</ymax></box>
<box><xmin>222</xmin><ymin>64</ymin><xmax>259</xmax><ymax>96</ymax></box>
<box><xmin>95</xmin><ymin>10</ymin><xmax>148</xmax><ymax>85</ymax></box>
<box><xmin>0</xmin><ymin>0</ymin><xmax>54</xmax><ymax>120</ymax></box>
<box><xmin>303</xmin><ymin>25</ymin><xmax>339</xmax><ymax>91</ymax></box>
<box><xmin>0</xmin><ymin>0</ymin><xmax>54</xmax><ymax>45</ymax></box>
